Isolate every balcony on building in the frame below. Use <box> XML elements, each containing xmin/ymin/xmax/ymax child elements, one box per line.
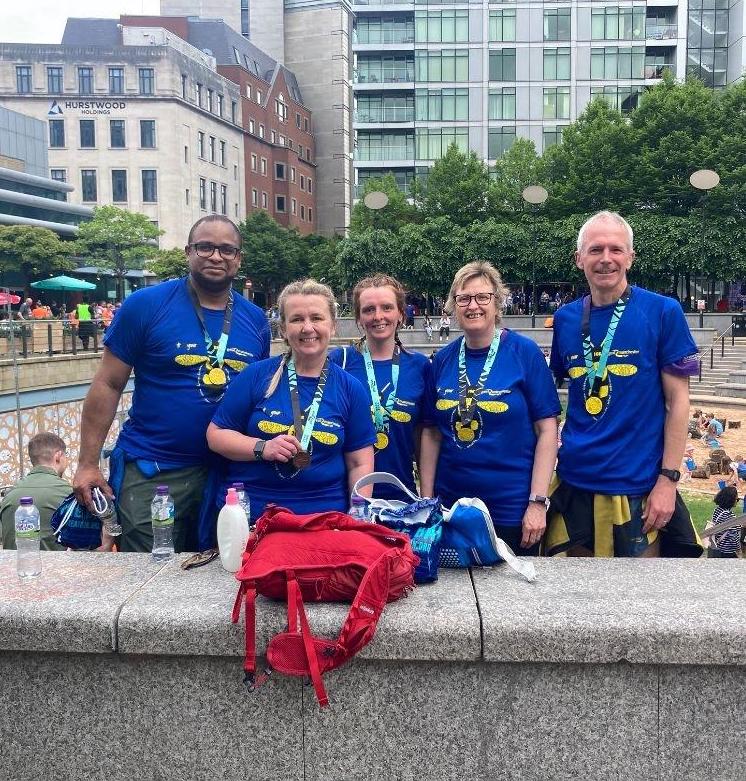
<box><xmin>354</xmin><ymin>93</ymin><xmax>415</xmax><ymax>128</ymax></box>
<box><xmin>644</xmin><ymin>48</ymin><xmax>676</xmax><ymax>80</ymax></box>
<box><xmin>353</xmin><ymin>168</ymin><xmax>415</xmax><ymax>200</ymax></box>
<box><xmin>645</xmin><ymin>9</ymin><xmax>678</xmax><ymax>42</ymax></box>
<box><xmin>353</xmin><ymin>56</ymin><xmax>415</xmax><ymax>89</ymax></box>
<box><xmin>354</xmin><ymin>130</ymin><xmax>415</xmax><ymax>165</ymax></box>
<box><xmin>353</xmin><ymin>13</ymin><xmax>415</xmax><ymax>52</ymax></box>
<box><xmin>353</xmin><ymin>0</ymin><xmax>417</xmax><ymax>8</ymax></box>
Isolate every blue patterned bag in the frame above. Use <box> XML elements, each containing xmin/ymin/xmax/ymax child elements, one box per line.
<box><xmin>352</xmin><ymin>473</ymin><xmax>442</xmax><ymax>584</ymax></box>
<box><xmin>50</xmin><ymin>493</ymin><xmax>102</xmax><ymax>550</ymax></box>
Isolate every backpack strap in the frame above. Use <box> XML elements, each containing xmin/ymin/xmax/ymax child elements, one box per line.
<box><xmin>232</xmin><ymin>581</ymin><xmax>259</xmax><ymax>689</ymax></box>
<box><xmin>294</xmin><ymin>586</ymin><xmax>329</xmax><ymax>707</ymax></box>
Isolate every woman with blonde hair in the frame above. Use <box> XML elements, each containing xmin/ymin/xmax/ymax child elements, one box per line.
<box><xmin>330</xmin><ymin>274</ymin><xmax>430</xmax><ymax>500</ymax></box>
<box><xmin>207</xmin><ymin>279</ymin><xmax>375</xmax><ymax>516</ymax></box>
<box><xmin>420</xmin><ymin>261</ymin><xmax>560</xmax><ymax>554</ymax></box>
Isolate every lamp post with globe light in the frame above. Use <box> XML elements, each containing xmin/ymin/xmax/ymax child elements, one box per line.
<box><xmin>689</xmin><ymin>169</ymin><xmax>719</xmax><ymax>327</ymax></box>
<box><xmin>521</xmin><ymin>185</ymin><xmax>549</xmax><ymax>327</ymax></box>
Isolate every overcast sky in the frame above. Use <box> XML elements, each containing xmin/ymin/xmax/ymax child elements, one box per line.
<box><xmin>1</xmin><ymin>1</ymin><xmax>161</xmax><ymax>44</ymax></box>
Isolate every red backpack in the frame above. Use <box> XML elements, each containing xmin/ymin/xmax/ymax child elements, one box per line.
<box><xmin>231</xmin><ymin>506</ymin><xmax>418</xmax><ymax>707</ymax></box>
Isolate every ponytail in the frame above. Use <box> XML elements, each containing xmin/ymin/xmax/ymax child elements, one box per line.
<box><xmin>265</xmin><ymin>350</ymin><xmax>291</xmax><ymax>398</ymax></box>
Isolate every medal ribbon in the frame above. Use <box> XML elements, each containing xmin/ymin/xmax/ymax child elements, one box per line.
<box><xmin>287</xmin><ymin>357</ymin><xmax>329</xmax><ymax>452</ymax></box>
<box><xmin>581</xmin><ymin>287</ymin><xmax>630</xmax><ymax>398</ymax></box>
<box><xmin>458</xmin><ymin>329</ymin><xmax>502</xmax><ymax>423</ymax></box>
<box><xmin>362</xmin><ymin>344</ymin><xmax>400</xmax><ymax>431</ymax></box>
<box><xmin>186</xmin><ymin>278</ymin><xmax>234</xmax><ymax>366</ymax></box>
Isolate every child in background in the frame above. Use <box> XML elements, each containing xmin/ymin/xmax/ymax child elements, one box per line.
<box><xmin>423</xmin><ymin>314</ymin><xmax>433</xmax><ymax>342</ymax></box>
<box><xmin>705</xmin><ymin>485</ymin><xmax>742</xmax><ymax>558</ymax></box>
<box><xmin>681</xmin><ymin>444</ymin><xmax>696</xmax><ymax>481</ymax></box>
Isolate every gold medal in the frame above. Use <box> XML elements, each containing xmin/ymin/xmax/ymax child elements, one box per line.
<box><xmin>375</xmin><ymin>432</ymin><xmax>389</xmax><ymax>450</ymax></box>
<box><xmin>207</xmin><ymin>367</ymin><xmax>226</xmax><ymax>386</ymax></box>
<box><xmin>585</xmin><ymin>396</ymin><xmax>602</xmax><ymax>415</ymax></box>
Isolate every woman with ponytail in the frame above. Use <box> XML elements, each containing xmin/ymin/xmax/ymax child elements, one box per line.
<box><xmin>207</xmin><ymin>279</ymin><xmax>375</xmax><ymax>517</ymax></box>
<box><xmin>329</xmin><ymin>275</ymin><xmax>430</xmax><ymax>501</ymax></box>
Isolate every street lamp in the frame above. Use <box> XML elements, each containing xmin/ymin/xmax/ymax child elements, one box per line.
<box><xmin>689</xmin><ymin>169</ymin><xmax>720</xmax><ymax>326</ymax></box>
<box><xmin>521</xmin><ymin>185</ymin><xmax>549</xmax><ymax>328</ymax></box>
<box><xmin>363</xmin><ymin>191</ymin><xmax>389</xmax><ymax>211</ymax></box>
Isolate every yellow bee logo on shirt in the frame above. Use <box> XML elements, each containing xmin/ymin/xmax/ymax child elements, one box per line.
<box><xmin>436</xmin><ymin>397</ymin><xmax>508</xmax><ymax>449</ymax></box>
<box><xmin>174</xmin><ymin>353</ymin><xmax>247</xmax><ymax>399</ymax></box>
<box><xmin>567</xmin><ymin>363</ymin><xmax>637</xmax><ymax>417</ymax></box>
<box><xmin>257</xmin><ymin>420</ymin><xmax>339</xmax><ymax>446</ymax></box>
<box><xmin>370</xmin><ymin>406</ymin><xmax>412</xmax><ymax>451</ymax></box>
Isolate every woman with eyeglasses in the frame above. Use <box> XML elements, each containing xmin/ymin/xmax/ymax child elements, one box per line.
<box><xmin>419</xmin><ymin>261</ymin><xmax>560</xmax><ymax>554</ymax></box>
<box><xmin>207</xmin><ymin>279</ymin><xmax>375</xmax><ymax>519</ymax></box>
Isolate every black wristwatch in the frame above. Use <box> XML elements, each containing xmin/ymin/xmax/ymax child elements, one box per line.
<box><xmin>253</xmin><ymin>440</ymin><xmax>266</xmax><ymax>461</ymax></box>
<box><xmin>660</xmin><ymin>468</ymin><xmax>681</xmax><ymax>483</ymax></box>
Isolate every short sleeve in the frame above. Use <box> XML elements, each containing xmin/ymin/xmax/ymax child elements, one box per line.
<box><xmin>523</xmin><ymin>340</ymin><xmax>562</xmax><ymax>422</ymax></box>
<box><xmin>103</xmin><ymin>292</ymin><xmax>151</xmax><ymax>366</ymax></box>
<box><xmin>342</xmin><ymin>374</ymin><xmax>376</xmax><ymax>452</ymax></box>
<box><xmin>421</xmin><ymin>356</ymin><xmax>439</xmax><ymax>427</ymax></box>
<box><xmin>259</xmin><ymin>317</ymin><xmax>271</xmax><ymax>360</ymax></box>
<box><xmin>212</xmin><ymin>364</ymin><xmax>262</xmax><ymax>434</ymax></box>
<box><xmin>658</xmin><ymin>300</ymin><xmax>699</xmax><ymax>368</ymax></box>
<box><xmin>328</xmin><ymin>347</ymin><xmax>345</xmax><ymax>368</ymax></box>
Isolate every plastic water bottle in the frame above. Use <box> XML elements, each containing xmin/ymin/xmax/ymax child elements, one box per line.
<box><xmin>348</xmin><ymin>495</ymin><xmax>369</xmax><ymax>522</ymax></box>
<box><xmin>151</xmin><ymin>485</ymin><xmax>175</xmax><ymax>561</ymax></box>
<box><xmin>15</xmin><ymin>497</ymin><xmax>41</xmax><ymax>579</ymax></box>
<box><xmin>231</xmin><ymin>481</ymin><xmax>252</xmax><ymax>528</ymax></box>
<box><xmin>217</xmin><ymin>488</ymin><xmax>250</xmax><ymax>572</ymax></box>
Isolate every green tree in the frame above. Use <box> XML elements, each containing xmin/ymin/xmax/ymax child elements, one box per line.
<box><xmin>335</xmin><ymin>229</ymin><xmax>403</xmax><ymax>288</ymax></box>
<box><xmin>75</xmin><ymin>205</ymin><xmax>162</xmax><ymax>300</ymax></box>
<box><xmin>488</xmin><ymin>138</ymin><xmax>545</xmax><ymax>217</ymax></box>
<box><xmin>0</xmin><ymin>225</ymin><xmax>74</xmax><ymax>282</ymax></box>
<box><xmin>146</xmin><ymin>247</ymin><xmax>188</xmax><ymax>279</ymax></box>
<box><xmin>349</xmin><ymin>173</ymin><xmax>417</xmax><ymax>234</ymax></box>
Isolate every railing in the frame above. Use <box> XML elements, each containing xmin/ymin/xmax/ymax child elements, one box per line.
<box><xmin>354</xmin><ymin>32</ymin><xmax>416</xmax><ymax>45</ymax></box>
<box><xmin>354</xmin><ymin>182</ymin><xmax>412</xmax><ymax>198</ymax></box>
<box><xmin>644</xmin><ymin>64</ymin><xmax>675</xmax><ymax>79</ymax></box>
<box><xmin>354</xmin><ymin>71</ymin><xmax>415</xmax><ymax>84</ymax></box>
<box><xmin>354</xmin><ymin>146</ymin><xmax>415</xmax><ymax>161</ymax></box>
<box><xmin>646</xmin><ymin>24</ymin><xmax>677</xmax><ymax>40</ymax></box>
<box><xmin>698</xmin><ymin>321</ymin><xmax>736</xmax><ymax>383</ymax></box>
<box><xmin>0</xmin><ymin>319</ymin><xmax>106</xmax><ymax>358</ymax></box>
<box><xmin>355</xmin><ymin>108</ymin><xmax>415</xmax><ymax>123</ymax></box>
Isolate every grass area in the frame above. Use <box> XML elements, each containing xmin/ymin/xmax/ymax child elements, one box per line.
<box><xmin>680</xmin><ymin>490</ymin><xmax>714</xmax><ymax>535</ymax></box>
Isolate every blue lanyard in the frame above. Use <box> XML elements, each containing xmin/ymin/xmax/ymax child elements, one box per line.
<box><xmin>457</xmin><ymin>329</ymin><xmax>501</xmax><ymax>424</ymax></box>
<box><xmin>287</xmin><ymin>357</ymin><xmax>329</xmax><ymax>453</ymax></box>
<box><xmin>362</xmin><ymin>344</ymin><xmax>400</xmax><ymax>431</ymax></box>
<box><xmin>581</xmin><ymin>287</ymin><xmax>630</xmax><ymax>397</ymax></box>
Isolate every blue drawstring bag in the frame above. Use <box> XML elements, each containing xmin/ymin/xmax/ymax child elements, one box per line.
<box><xmin>352</xmin><ymin>473</ymin><xmax>443</xmax><ymax>584</ymax></box>
<box><xmin>50</xmin><ymin>493</ymin><xmax>102</xmax><ymax>550</ymax></box>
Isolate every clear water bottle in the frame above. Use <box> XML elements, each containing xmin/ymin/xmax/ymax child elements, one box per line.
<box><xmin>151</xmin><ymin>485</ymin><xmax>175</xmax><ymax>561</ymax></box>
<box><xmin>231</xmin><ymin>481</ymin><xmax>252</xmax><ymax>528</ymax></box>
<box><xmin>348</xmin><ymin>495</ymin><xmax>369</xmax><ymax>522</ymax></box>
<box><xmin>15</xmin><ymin>497</ymin><xmax>41</xmax><ymax>579</ymax></box>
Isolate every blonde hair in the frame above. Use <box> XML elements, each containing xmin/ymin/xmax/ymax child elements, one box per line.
<box><xmin>351</xmin><ymin>273</ymin><xmax>407</xmax><ymax>352</ymax></box>
<box><xmin>446</xmin><ymin>261</ymin><xmax>508</xmax><ymax>324</ymax></box>
<box><xmin>265</xmin><ymin>279</ymin><xmax>337</xmax><ymax>398</ymax></box>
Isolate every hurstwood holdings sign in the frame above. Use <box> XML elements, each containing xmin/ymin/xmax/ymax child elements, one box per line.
<box><xmin>48</xmin><ymin>100</ymin><xmax>127</xmax><ymax>116</ymax></box>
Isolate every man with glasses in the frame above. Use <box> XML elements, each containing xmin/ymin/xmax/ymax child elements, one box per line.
<box><xmin>73</xmin><ymin>215</ymin><xmax>270</xmax><ymax>552</ymax></box>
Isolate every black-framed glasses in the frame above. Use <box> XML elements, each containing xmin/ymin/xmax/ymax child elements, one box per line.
<box><xmin>454</xmin><ymin>292</ymin><xmax>495</xmax><ymax>307</ymax></box>
<box><xmin>188</xmin><ymin>242</ymin><xmax>241</xmax><ymax>261</ymax></box>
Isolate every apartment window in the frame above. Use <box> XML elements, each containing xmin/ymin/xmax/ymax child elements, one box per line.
<box><xmin>305</xmin><ymin>148</ymin><xmax>310</xmax><ymax>161</ymax></box>
<box><xmin>276</xmin><ymin>195</ymin><xmax>286</xmax><ymax>213</ymax></box>
<box><xmin>81</xmin><ymin>170</ymin><xmax>97</xmax><ymax>201</ymax></box>
<box><xmin>300</xmin><ymin>175</ymin><xmax>306</xmax><ymax>191</ymax></box>
<box><xmin>209</xmin><ymin>136</ymin><xmax>216</xmax><ymax>163</ymax></box>
<box><xmin>198</xmin><ymin>178</ymin><xmax>206</xmax><ymax>209</ymax></box>
<box><xmin>489</xmin><ymin>50</ymin><xmax>516</xmax><ymax>81</ymax></box>
<box><xmin>543</xmin><ymin>126</ymin><xmax>566</xmax><ymax>150</ymax></box>
<box><xmin>591</xmin><ymin>7</ymin><xmax>646</xmax><ymax>41</ymax></box>
<box><xmin>219</xmin><ymin>140</ymin><xmax>226</xmax><ymax>166</ymax></box>
<box><xmin>308</xmin><ymin>208</ymin><xmax>313</xmax><ymax>223</ymax></box>
<box><xmin>220</xmin><ymin>184</ymin><xmax>228</xmax><ymax>215</ymax></box>
<box><xmin>78</xmin><ymin>67</ymin><xmax>93</xmax><ymax>95</ymax></box>
<box><xmin>415</xmin><ymin>50</ymin><xmax>469</xmax><ymax>82</ymax></box>
<box><xmin>279</xmin><ymin>134</ymin><xmax>286</xmax><ymax>147</ymax></box>
<box><xmin>290</xmin><ymin>167</ymin><xmax>296</xmax><ymax>182</ymax></box>
<box><xmin>415</xmin><ymin>10</ymin><xmax>469</xmax><ymax>43</ymax></box>
<box><xmin>291</xmin><ymin>198</ymin><xmax>297</xmax><ymax>215</ymax></box>
<box><xmin>257</xmin><ymin>90</ymin><xmax>263</xmax><ymax>104</ymax></box>
<box><xmin>210</xmin><ymin>181</ymin><xmax>217</xmax><ymax>212</ymax></box>
<box><xmin>181</xmin><ymin>74</ymin><xmax>188</xmax><ymax>99</ymax></box>
<box><xmin>416</xmin><ymin>127</ymin><xmax>469</xmax><ymax>159</ymax></box>
<box><xmin>544</xmin><ymin>9</ymin><xmax>571</xmax><ymax>42</ymax></box>
<box><xmin>271</xmin><ymin>130</ymin><xmax>277</xmax><ymax>144</ymax></box>
<box><xmin>207</xmin><ymin>88</ymin><xmax>214</xmax><ymax>112</ymax></box>
<box><xmin>110</xmin><ymin>119</ymin><xmax>126</xmax><ymax>148</ymax></box>
<box><xmin>252</xmin><ymin>188</ymin><xmax>258</xmax><ymax>207</ymax></box>
<box><xmin>251</xmin><ymin>153</ymin><xmax>257</xmax><ymax>171</ymax></box>
<box><xmin>415</xmin><ymin>88</ymin><xmax>468</xmax><ymax>121</ymax></box>
<box><xmin>262</xmin><ymin>191</ymin><xmax>268</xmax><ymax>209</ymax></box>
<box><xmin>275</xmin><ymin>97</ymin><xmax>288</xmax><ymax>121</ymax></box>
<box><xmin>258</xmin><ymin>124</ymin><xmax>265</xmax><ymax>139</ymax></box>
<box><xmin>198</xmin><ymin>131</ymin><xmax>205</xmax><ymax>158</ymax></box>
<box><xmin>196</xmin><ymin>83</ymin><xmax>203</xmax><ymax>106</ymax></box>
<box><xmin>591</xmin><ymin>46</ymin><xmax>645</xmax><ymax>79</ymax></box>
<box><xmin>231</xmin><ymin>100</ymin><xmax>237</xmax><ymax>124</ymax></box>
<box><xmin>248</xmin><ymin>119</ymin><xmax>255</xmax><ymax>135</ymax></box>
<box><xmin>543</xmin><ymin>87</ymin><xmax>571</xmax><ymax>120</ymax></box>
<box><xmin>111</xmin><ymin>170</ymin><xmax>128</xmax><ymax>202</ymax></box>
<box><xmin>50</xmin><ymin>169</ymin><xmax>67</xmax><ymax>183</ymax></box>
<box><xmin>233</xmin><ymin>46</ymin><xmax>241</xmax><ymax>64</ymax></box>
<box><xmin>138</xmin><ymin>68</ymin><xmax>154</xmax><ymax>95</ymax></box>
<box><xmin>308</xmin><ymin>178</ymin><xmax>313</xmax><ymax>194</ymax></box>
<box><xmin>296</xmin><ymin>112</ymin><xmax>302</xmax><ymax>128</ymax></box>
<box><xmin>304</xmin><ymin>118</ymin><xmax>309</xmax><ymax>132</ymax></box>
<box><xmin>246</xmin><ymin>84</ymin><xmax>252</xmax><ymax>99</ymax></box>
<box><xmin>49</xmin><ymin>119</ymin><xmax>65</xmax><ymax>147</ymax></box>
<box><xmin>140</xmin><ymin>119</ymin><xmax>155</xmax><ymax>148</ymax></box>
<box><xmin>275</xmin><ymin>162</ymin><xmax>286</xmax><ymax>180</ymax></box>
<box><xmin>261</xmin><ymin>157</ymin><xmax>267</xmax><ymax>176</ymax></box>
<box><xmin>300</xmin><ymin>204</ymin><xmax>305</xmax><ymax>220</ymax></box>
<box><xmin>142</xmin><ymin>170</ymin><xmax>157</xmax><ymax>202</ymax></box>
<box><xmin>16</xmin><ymin>66</ymin><xmax>31</xmax><ymax>94</ymax></box>
<box><xmin>47</xmin><ymin>66</ymin><xmax>63</xmax><ymax>94</ymax></box>
<box><xmin>298</xmin><ymin>144</ymin><xmax>304</xmax><ymax>158</ymax></box>
<box><xmin>489</xmin><ymin>10</ymin><xmax>516</xmax><ymax>42</ymax></box>
<box><xmin>488</xmin><ymin>128</ymin><xmax>516</xmax><ymax>158</ymax></box>
<box><xmin>218</xmin><ymin>94</ymin><xmax>224</xmax><ymax>116</ymax></box>
<box><xmin>80</xmin><ymin>119</ymin><xmax>95</xmax><ymax>148</ymax></box>
<box><xmin>109</xmin><ymin>67</ymin><xmax>124</xmax><ymax>95</ymax></box>
<box><xmin>543</xmin><ymin>48</ymin><xmax>571</xmax><ymax>79</ymax></box>
<box><xmin>590</xmin><ymin>85</ymin><xmax>644</xmax><ymax>114</ymax></box>
<box><xmin>488</xmin><ymin>88</ymin><xmax>516</xmax><ymax>120</ymax></box>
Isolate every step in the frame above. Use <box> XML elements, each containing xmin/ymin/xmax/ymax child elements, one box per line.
<box><xmin>714</xmin><ymin>383</ymin><xmax>746</xmax><ymax>398</ymax></box>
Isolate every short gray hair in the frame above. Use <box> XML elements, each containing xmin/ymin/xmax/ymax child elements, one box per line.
<box><xmin>577</xmin><ymin>211</ymin><xmax>634</xmax><ymax>253</ymax></box>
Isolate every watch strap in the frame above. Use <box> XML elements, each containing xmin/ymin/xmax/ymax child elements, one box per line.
<box><xmin>660</xmin><ymin>468</ymin><xmax>680</xmax><ymax>482</ymax></box>
<box><xmin>253</xmin><ymin>440</ymin><xmax>266</xmax><ymax>461</ymax></box>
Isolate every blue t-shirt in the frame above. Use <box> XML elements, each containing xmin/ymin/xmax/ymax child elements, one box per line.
<box><xmin>329</xmin><ymin>346</ymin><xmax>430</xmax><ymax>499</ymax></box>
<box><xmin>104</xmin><ymin>278</ymin><xmax>270</xmax><ymax>464</ymax></box>
<box><xmin>423</xmin><ymin>330</ymin><xmax>561</xmax><ymax>526</ymax></box>
<box><xmin>550</xmin><ymin>286</ymin><xmax>698</xmax><ymax>495</ymax></box>
<box><xmin>211</xmin><ymin>356</ymin><xmax>376</xmax><ymax>517</ymax></box>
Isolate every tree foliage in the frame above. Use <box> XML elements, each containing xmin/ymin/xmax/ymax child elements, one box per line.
<box><xmin>146</xmin><ymin>247</ymin><xmax>188</xmax><ymax>279</ymax></box>
<box><xmin>0</xmin><ymin>225</ymin><xmax>74</xmax><ymax>280</ymax></box>
<box><xmin>349</xmin><ymin>173</ymin><xmax>417</xmax><ymax>233</ymax></box>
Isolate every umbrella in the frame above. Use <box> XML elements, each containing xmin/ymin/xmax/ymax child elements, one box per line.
<box><xmin>31</xmin><ymin>275</ymin><xmax>97</xmax><ymax>313</ymax></box>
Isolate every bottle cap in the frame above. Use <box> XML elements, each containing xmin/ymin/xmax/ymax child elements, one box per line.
<box><xmin>352</xmin><ymin>495</ymin><xmax>365</xmax><ymax>505</ymax></box>
<box><xmin>231</xmin><ymin>482</ymin><xmax>245</xmax><ymax>490</ymax></box>
<box><xmin>19</xmin><ymin>496</ymin><xmax>33</xmax><ymax>505</ymax></box>
<box><xmin>156</xmin><ymin>485</ymin><xmax>169</xmax><ymax>495</ymax></box>
<box><xmin>226</xmin><ymin>488</ymin><xmax>238</xmax><ymax>505</ymax></box>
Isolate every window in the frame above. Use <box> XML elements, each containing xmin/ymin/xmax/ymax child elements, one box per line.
<box><xmin>140</xmin><ymin>120</ymin><xmax>155</xmax><ymax>148</ymax></box>
<box><xmin>279</xmin><ymin>134</ymin><xmax>286</xmax><ymax>147</ymax></box>
<box><xmin>252</xmin><ymin>188</ymin><xmax>258</xmax><ymax>207</ymax></box>
<box><xmin>290</xmin><ymin>166</ymin><xmax>296</xmax><ymax>182</ymax></box>
<box><xmin>219</xmin><ymin>140</ymin><xmax>226</xmax><ymax>166</ymax></box>
<box><xmin>415</xmin><ymin>10</ymin><xmax>469</xmax><ymax>43</ymax></box>
<box><xmin>257</xmin><ymin>90</ymin><xmax>263</xmax><ymax>104</ymax></box>
<box><xmin>246</xmin><ymin>84</ymin><xmax>252</xmax><ymax>99</ymax></box>
<box><xmin>300</xmin><ymin>175</ymin><xmax>306</xmax><ymax>191</ymax></box>
<box><xmin>489</xmin><ymin>10</ymin><xmax>516</xmax><ymax>42</ymax></box>
<box><xmin>489</xmin><ymin>49</ymin><xmax>516</xmax><ymax>81</ymax></box>
<box><xmin>231</xmin><ymin>100</ymin><xmax>237</xmax><ymax>124</ymax></box>
<box><xmin>261</xmin><ymin>158</ymin><xmax>267</xmax><ymax>176</ymax></box>
<box><xmin>16</xmin><ymin>66</ymin><xmax>31</xmax><ymax>94</ymax></box>
<box><xmin>251</xmin><ymin>153</ymin><xmax>257</xmax><ymax>171</ymax></box>
<box><xmin>258</xmin><ymin>124</ymin><xmax>265</xmax><ymax>139</ymax></box>
<box><xmin>488</xmin><ymin>128</ymin><xmax>516</xmax><ymax>158</ymax></box>
<box><xmin>210</xmin><ymin>181</ymin><xmax>217</xmax><ymax>212</ymax></box>
<box><xmin>488</xmin><ymin>88</ymin><xmax>516</xmax><ymax>120</ymax></box>
<box><xmin>109</xmin><ymin>67</ymin><xmax>124</xmax><ymax>95</ymax></box>
<box><xmin>543</xmin><ymin>48</ymin><xmax>571</xmax><ymax>79</ymax></box>
<box><xmin>233</xmin><ymin>46</ymin><xmax>241</xmax><ymax>65</ymax></box>
<box><xmin>111</xmin><ymin>170</ymin><xmax>128</xmax><ymax>202</ymax></box>
<box><xmin>308</xmin><ymin>178</ymin><xmax>313</xmax><ymax>194</ymax></box>
<box><xmin>415</xmin><ymin>50</ymin><xmax>469</xmax><ymax>82</ymax></box>
<box><xmin>308</xmin><ymin>208</ymin><xmax>313</xmax><ymax>223</ymax></box>
<box><xmin>591</xmin><ymin>7</ymin><xmax>646</xmax><ymax>41</ymax></box>
<box><xmin>305</xmin><ymin>148</ymin><xmax>310</xmax><ymax>161</ymax></box>
<box><xmin>220</xmin><ymin>185</ymin><xmax>227</xmax><ymax>215</ymax></box>
<box><xmin>138</xmin><ymin>68</ymin><xmax>154</xmax><ymax>95</ymax></box>
<box><xmin>80</xmin><ymin>119</ymin><xmax>95</xmax><ymax>148</ymax></box>
<box><xmin>275</xmin><ymin>96</ymin><xmax>288</xmax><ymax>121</ymax></box>
<box><xmin>304</xmin><ymin>118</ymin><xmax>309</xmax><ymax>132</ymax></box>
<box><xmin>47</xmin><ymin>66</ymin><xmax>63</xmax><ymax>94</ymax></box>
<box><xmin>78</xmin><ymin>67</ymin><xmax>93</xmax><ymax>95</ymax></box>
<box><xmin>296</xmin><ymin>112</ymin><xmax>302</xmax><ymax>128</ymax></box>
<box><xmin>218</xmin><ymin>94</ymin><xmax>224</xmax><ymax>116</ymax></box>
<box><xmin>415</xmin><ymin>88</ymin><xmax>468</xmax><ymax>120</ymax></box>
<box><xmin>110</xmin><ymin>119</ymin><xmax>125</xmax><ymax>148</ymax></box>
<box><xmin>275</xmin><ymin>162</ymin><xmax>286</xmax><ymax>180</ymax></box>
<box><xmin>262</xmin><ymin>191</ymin><xmax>268</xmax><ymax>209</ymax></box>
<box><xmin>50</xmin><ymin>169</ymin><xmax>67</xmax><ymax>183</ymax></box>
<box><xmin>196</xmin><ymin>83</ymin><xmax>203</xmax><ymax>106</ymax></box>
<box><xmin>300</xmin><ymin>204</ymin><xmax>305</xmax><ymax>220</ymax></box>
<box><xmin>49</xmin><ymin>119</ymin><xmax>65</xmax><ymax>148</ymax></box>
<box><xmin>81</xmin><ymin>170</ymin><xmax>97</xmax><ymax>201</ymax></box>
<box><xmin>544</xmin><ymin>9</ymin><xmax>571</xmax><ymax>42</ymax></box>
<box><xmin>142</xmin><ymin>170</ymin><xmax>157</xmax><ymax>202</ymax></box>
<box><xmin>276</xmin><ymin>195</ymin><xmax>286</xmax><ymax>213</ymax></box>
<box><xmin>181</xmin><ymin>74</ymin><xmax>188</xmax><ymax>99</ymax></box>
<box><xmin>199</xmin><ymin>178</ymin><xmax>207</xmax><ymax>210</ymax></box>
<box><xmin>207</xmin><ymin>88</ymin><xmax>214</xmax><ymax>112</ymax></box>
<box><xmin>271</xmin><ymin>130</ymin><xmax>277</xmax><ymax>144</ymax></box>
<box><xmin>416</xmin><ymin>127</ymin><xmax>469</xmax><ymax>159</ymax></box>
<box><xmin>543</xmin><ymin>126</ymin><xmax>566</xmax><ymax>151</ymax></box>
<box><xmin>591</xmin><ymin>46</ymin><xmax>645</xmax><ymax>79</ymax></box>
<box><xmin>209</xmin><ymin>136</ymin><xmax>216</xmax><ymax>163</ymax></box>
<box><xmin>591</xmin><ymin>85</ymin><xmax>644</xmax><ymax>114</ymax></box>
<box><xmin>291</xmin><ymin>198</ymin><xmax>297</xmax><ymax>215</ymax></box>
<box><xmin>543</xmin><ymin>87</ymin><xmax>570</xmax><ymax>119</ymax></box>
<box><xmin>198</xmin><ymin>131</ymin><xmax>205</xmax><ymax>158</ymax></box>
<box><xmin>298</xmin><ymin>144</ymin><xmax>304</xmax><ymax>158</ymax></box>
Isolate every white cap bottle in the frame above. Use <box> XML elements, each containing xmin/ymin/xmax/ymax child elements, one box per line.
<box><xmin>217</xmin><ymin>488</ymin><xmax>250</xmax><ymax>572</ymax></box>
